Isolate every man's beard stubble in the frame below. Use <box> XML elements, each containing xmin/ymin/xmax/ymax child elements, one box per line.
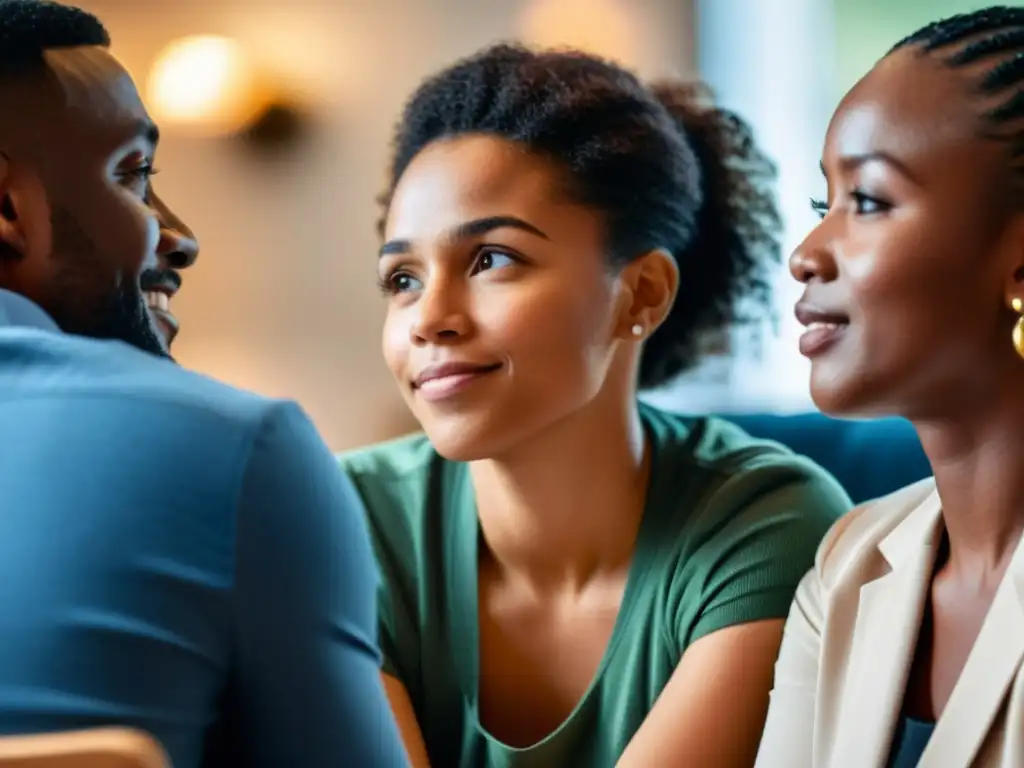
<box><xmin>46</xmin><ymin>204</ymin><xmax>171</xmax><ymax>360</ymax></box>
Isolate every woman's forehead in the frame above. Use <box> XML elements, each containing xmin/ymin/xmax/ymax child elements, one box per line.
<box><xmin>824</xmin><ymin>48</ymin><xmax>1001</xmax><ymax>181</ymax></box>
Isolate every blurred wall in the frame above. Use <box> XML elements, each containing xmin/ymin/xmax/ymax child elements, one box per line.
<box><xmin>644</xmin><ymin>0</ymin><xmax>838</xmax><ymax>416</ymax></box>
<box><xmin>79</xmin><ymin>0</ymin><xmax>696</xmax><ymax>450</ymax></box>
<box><xmin>835</xmin><ymin>0</ymin><xmax>1007</xmax><ymax>93</ymax></box>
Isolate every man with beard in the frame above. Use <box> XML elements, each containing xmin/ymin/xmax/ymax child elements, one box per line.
<box><xmin>0</xmin><ymin>2</ymin><xmax>407</xmax><ymax>766</ymax></box>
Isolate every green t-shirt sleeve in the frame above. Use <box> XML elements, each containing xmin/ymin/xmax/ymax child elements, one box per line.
<box><xmin>337</xmin><ymin>450</ymin><xmax>424</xmax><ymax>689</ymax></box>
<box><xmin>369</xmin><ymin>525</ymin><xmax>411</xmax><ymax>681</ymax></box>
<box><xmin>684</xmin><ymin>459</ymin><xmax>852</xmax><ymax>647</ymax></box>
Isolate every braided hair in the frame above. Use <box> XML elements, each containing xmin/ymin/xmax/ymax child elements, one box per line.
<box><xmin>379</xmin><ymin>44</ymin><xmax>782</xmax><ymax>390</ymax></box>
<box><xmin>891</xmin><ymin>5</ymin><xmax>1024</xmax><ymax>167</ymax></box>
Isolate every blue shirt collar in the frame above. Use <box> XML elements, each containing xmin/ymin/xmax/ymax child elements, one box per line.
<box><xmin>0</xmin><ymin>288</ymin><xmax>60</xmax><ymax>333</ymax></box>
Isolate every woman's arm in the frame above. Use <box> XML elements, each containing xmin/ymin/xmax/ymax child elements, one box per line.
<box><xmin>337</xmin><ymin>451</ymin><xmax>434</xmax><ymax>767</ymax></box>
<box><xmin>616</xmin><ymin>618</ymin><xmax>784</xmax><ymax>767</ymax></box>
<box><xmin>383</xmin><ymin>673</ymin><xmax>433</xmax><ymax>768</ymax></box>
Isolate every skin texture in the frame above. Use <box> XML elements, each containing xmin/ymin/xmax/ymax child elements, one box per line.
<box><xmin>791</xmin><ymin>44</ymin><xmax>1024</xmax><ymax>722</ymax></box>
<box><xmin>0</xmin><ymin>46</ymin><xmax>197</xmax><ymax>355</ymax></box>
<box><xmin>378</xmin><ymin>134</ymin><xmax>788</xmax><ymax>767</ymax></box>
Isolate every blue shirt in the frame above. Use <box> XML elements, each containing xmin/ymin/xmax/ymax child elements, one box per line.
<box><xmin>888</xmin><ymin>717</ymin><xmax>935</xmax><ymax>768</ymax></box>
<box><xmin>0</xmin><ymin>290</ymin><xmax>407</xmax><ymax>767</ymax></box>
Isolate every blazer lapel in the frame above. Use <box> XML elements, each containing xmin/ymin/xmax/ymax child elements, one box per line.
<box><xmin>834</xmin><ymin>492</ymin><xmax>943</xmax><ymax>768</ymax></box>
<box><xmin>918</xmin><ymin>531</ymin><xmax>1024</xmax><ymax>767</ymax></box>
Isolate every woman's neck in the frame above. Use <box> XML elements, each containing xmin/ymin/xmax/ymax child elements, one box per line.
<box><xmin>916</xmin><ymin>380</ymin><xmax>1024</xmax><ymax>580</ymax></box>
<box><xmin>470</xmin><ymin>389</ymin><xmax>649</xmax><ymax>594</ymax></box>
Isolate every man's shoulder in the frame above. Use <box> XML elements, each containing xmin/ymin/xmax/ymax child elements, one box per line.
<box><xmin>122</xmin><ymin>355</ymin><xmax>273</xmax><ymax>427</ymax></box>
<box><xmin>0</xmin><ymin>330</ymin><xmax>309</xmax><ymax>506</ymax></box>
<box><xmin>0</xmin><ymin>330</ymin><xmax>274</xmax><ymax>427</ymax></box>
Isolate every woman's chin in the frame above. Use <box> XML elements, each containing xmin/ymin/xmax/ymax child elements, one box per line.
<box><xmin>809</xmin><ymin>368</ymin><xmax>862</xmax><ymax>419</ymax></box>
<box><xmin>810</xmin><ymin>373</ymin><xmax>895</xmax><ymax>421</ymax></box>
<box><xmin>420</xmin><ymin>413</ymin><xmax>533</xmax><ymax>463</ymax></box>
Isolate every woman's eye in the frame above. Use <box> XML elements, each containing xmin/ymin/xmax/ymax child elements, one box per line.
<box><xmin>379</xmin><ymin>271</ymin><xmax>423</xmax><ymax>295</ymax></box>
<box><xmin>474</xmin><ymin>250</ymin><xmax>517</xmax><ymax>273</ymax></box>
<box><xmin>852</xmin><ymin>191</ymin><xmax>890</xmax><ymax>215</ymax></box>
<box><xmin>395</xmin><ymin>274</ymin><xmax>417</xmax><ymax>292</ymax></box>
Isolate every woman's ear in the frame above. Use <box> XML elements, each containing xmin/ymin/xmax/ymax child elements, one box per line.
<box><xmin>1002</xmin><ymin>212</ymin><xmax>1024</xmax><ymax>312</ymax></box>
<box><xmin>615</xmin><ymin>248</ymin><xmax>679</xmax><ymax>339</ymax></box>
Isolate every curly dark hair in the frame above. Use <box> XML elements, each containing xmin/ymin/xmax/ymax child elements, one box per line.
<box><xmin>378</xmin><ymin>43</ymin><xmax>782</xmax><ymax>390</ymax></box>
<box><xmin>890</xmin><ymin>5</ymin><xmax>1024</xmax><ymax>178</ymax></box>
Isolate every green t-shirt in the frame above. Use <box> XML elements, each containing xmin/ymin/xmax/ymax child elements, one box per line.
<box><xmin>339</xmin><ymin>405</ymin><xmax>851</xmax><ymax>768</ymax></box>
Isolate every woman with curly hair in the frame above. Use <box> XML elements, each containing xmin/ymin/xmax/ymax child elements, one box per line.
<box><xmin>339</xmin><ymin>44</ymin><xmax>852</xmax><ymax>767</ymax></box>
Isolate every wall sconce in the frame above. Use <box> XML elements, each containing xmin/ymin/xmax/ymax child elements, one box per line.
<box><xmin>146</xmin><ymin>34</ymin><xmax>304</xmax><ymax>149</ymax></box>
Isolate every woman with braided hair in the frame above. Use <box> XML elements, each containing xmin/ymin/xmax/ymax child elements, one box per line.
<box><xmin>758</xmin><ymin>6</ymin><xmax>1024</xmax><ymax>768</ymax></box>
<box><xmin>338</xmin><ymin>44</ymin><xmax>852</xmax><ymax>767</ymax></box>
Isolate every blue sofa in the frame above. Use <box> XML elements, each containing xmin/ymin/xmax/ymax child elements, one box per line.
<box><xmin>725</xmin><ymin>413</ymin><xmax>931</xmax><ymax>504</ymax></box>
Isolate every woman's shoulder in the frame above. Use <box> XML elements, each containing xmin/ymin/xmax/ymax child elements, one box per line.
<box><xmin>638</xmin><ymin>407</ymin><xmax>860</xmax><ymax>647</ymax></box>
<box><xmin>813</xmin><ymin>477</ymin><xmax>938</xmax><ymax>588</ymax></box>
<box><xmin>337</xmin><ymin>431</ymin><xmax>438</xmax><ymax>481</ymax></box>
<box><xmin>642</xmin><ymin>404</ymin><xmax>849</xmax><ymax>494</ymax></box>
<box><xmin>336</xmin><ymin>432</ymin><xmax>458</xmax><ymax>530</ymax></box>
<box><xmin>338</xmin><ymin>435</ymin><xmax>472</xmax><ymax>603</ymax></box>
<box><xmin>641</xmin><ymin>406</ymin><xmax>852</xmax><ymax>571</ymax></box>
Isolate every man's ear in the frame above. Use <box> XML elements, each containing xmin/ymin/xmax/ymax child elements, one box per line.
<box><xmin>0</xmin><ymin>154</ymin><xmax>34</xmax><ymax>261</ymax></box>
<box><xmin>613</xmin><ymin>248</ymin><xmax>679</xmax><ymax>340</ymax></box>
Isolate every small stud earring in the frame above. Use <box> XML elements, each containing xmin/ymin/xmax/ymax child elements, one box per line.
<box><xmin>1012</xmin><ymin>297</ymin><xmax>1024</xmax><ymax>360</ymax></box>
<box><xmin>631</xmin><ymin>324</ymin><xmax>644</xmax><ymax>338</ymax></box>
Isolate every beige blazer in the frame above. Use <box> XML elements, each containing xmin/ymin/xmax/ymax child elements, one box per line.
<box><xmin>755</xmin><ymin>478</ymin><xmax>1024</xmax><ymax>768</ymax></box>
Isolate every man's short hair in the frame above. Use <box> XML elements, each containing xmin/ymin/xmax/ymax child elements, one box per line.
<box><xmin>0</xmin><ymin>0</ymin><xmax>108</xmax><ymax>71</ymax></box>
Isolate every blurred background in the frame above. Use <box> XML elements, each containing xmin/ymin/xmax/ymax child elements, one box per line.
<box><xmin>78</xmin><ymin>0</ymin><xmax>1003</xmax><ymax>451</ymax></box>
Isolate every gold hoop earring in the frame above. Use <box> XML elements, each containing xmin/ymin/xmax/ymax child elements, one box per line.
<box><xmin>1013</xmin><ymin>297</ymin><xmax>1024</xmax><ymax>360</ymax></box>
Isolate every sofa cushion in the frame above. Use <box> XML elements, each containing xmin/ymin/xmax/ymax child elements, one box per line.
<box><xmin>725</xmin><ymin>413</ymin><xmax>930</xmax><ymax>504</ymax></box>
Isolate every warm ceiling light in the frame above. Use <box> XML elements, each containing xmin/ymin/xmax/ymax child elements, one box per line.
<box><xmin>146</xmin><ymin>35</ymin><xmax>272</xmax><ymax>136</ymax></box>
